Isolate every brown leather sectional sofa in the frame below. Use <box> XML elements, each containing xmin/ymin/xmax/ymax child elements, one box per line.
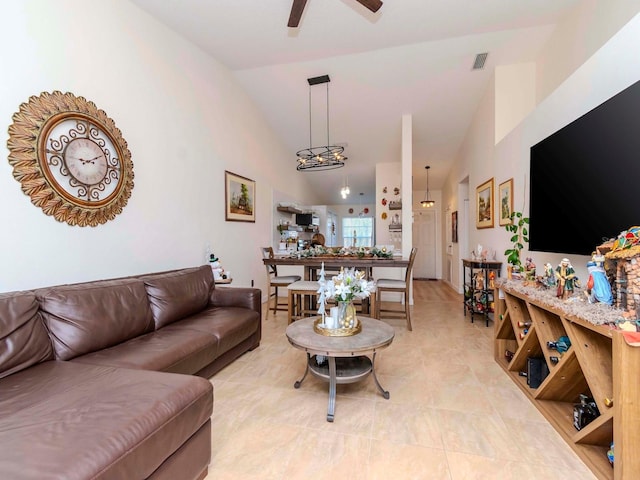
<box><xmin>0</xmin><ymin>265</ymin><xmax>261</xmax><ymax>480</ymax></box>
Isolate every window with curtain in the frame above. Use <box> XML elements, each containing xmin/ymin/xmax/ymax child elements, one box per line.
<box><xmin>342</xmin><ymin>217</ymin><xmax>373</xmax><ymax>247</ymax></box>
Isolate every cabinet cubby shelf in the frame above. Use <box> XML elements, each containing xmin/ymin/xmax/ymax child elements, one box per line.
<box><xmin>494</xmin><ymin>284</ymin><xmax>640</xmax><ymax>480</ymax></box>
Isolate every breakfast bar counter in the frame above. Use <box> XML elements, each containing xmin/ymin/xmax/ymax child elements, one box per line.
<box><xmin>262</xmin><ymin>255</ymin><xmax>409</xmax><ymax>280</ymax></box>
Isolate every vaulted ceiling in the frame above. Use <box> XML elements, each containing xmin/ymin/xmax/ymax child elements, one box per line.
<box><xmin>131</xmin><ymin>0</ymin><xmax>581</xmax><ymax>204</ymax></box>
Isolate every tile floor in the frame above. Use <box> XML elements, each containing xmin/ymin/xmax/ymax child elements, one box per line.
<box><xmin>205</xmin><ymin>280</ymin><xmax>597</xmax><ymax>480</ymax></box>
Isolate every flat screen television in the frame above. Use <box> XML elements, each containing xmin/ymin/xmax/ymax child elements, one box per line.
<box><xmin>295</xmin><ymin>213</ymin><xmax>313</xmax><ymax>226</ymax></box>
<box><xmin>529</xmin><ymin>79</ymin><xmax>640</xmax><ymax>256</ymax></box>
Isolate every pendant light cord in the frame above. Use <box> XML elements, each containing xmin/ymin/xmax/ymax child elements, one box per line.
<box><xmin>326</xmin><ymin>82</ymin><xmax>330</xmax><ymax>146</ymax></box>
<box><xmin>308</xmin><ymin>87</ymin><xmax>312</xmax><ymax>149</ymax></box>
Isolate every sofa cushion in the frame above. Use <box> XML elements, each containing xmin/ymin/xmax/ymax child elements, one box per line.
<box><xmin>0</xmin><ymin>291</ymin><xmax>53</xmax><ymax>379</ymax></box>
<box><xmin>170</xmin><ymin>306</ymin><xmax>260</xmax><ymax>355</ymax></box>
<box><xmin>0</xmin><ymin>361</ymin><xmax>213</xmax><ymax>480</ymax></box>
<box><xmin>143</xmin><ymin>265</ymin><xmax>214</xmax><ymax>329</ymax></box>
<box><xmin>72</xmin><ymin>326</ymin><xmax>219</xmax><ymax>374</ymax></box>
<box><xmin>36</xmin><ymin>279</ymin><xmax>154</xmax><ymax>361</ymax></box>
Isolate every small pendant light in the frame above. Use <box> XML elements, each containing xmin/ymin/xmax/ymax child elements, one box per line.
<box><xmin>420</xmin><ymin>165</ymin><xmax>435</xmax><ymax>208</ymax></box>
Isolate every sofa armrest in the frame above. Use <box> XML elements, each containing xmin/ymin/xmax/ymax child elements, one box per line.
<box><xmin>210</xmin><ymin>287</ymin><xmax>262</xmax><ymax>316</ymax></box>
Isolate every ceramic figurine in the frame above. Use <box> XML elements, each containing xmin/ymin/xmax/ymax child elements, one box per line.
<box><xmin>209</xmin><ymin>253</ymin><xmax>229</xmax><ymax>280</ymax></box>
<box><xmin>524</xmin><ymin>257</ymin><xmax>536</xmax><ymax>281</ymax></box>
<box><xmin>585</xmin><ymin>258</ymin><xmax>613</xmax><ymax>305</ymax></box>
<box><xmin>555</xmin><ymin>258</ymin><xmax>576</xmax><ymax>299</ymax></box>
<box><xmin>474</xmin><ymin>271</ymin><xmax>485</xmax><ymax>290</ymax></box>
<box><xmin>539</xmin><ymin>262</ymin><xmax>556</xmax><ymax>288</ymax></box>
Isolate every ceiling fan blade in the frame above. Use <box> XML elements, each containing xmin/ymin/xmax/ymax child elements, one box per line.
<box><xmin>356</xmin><ymin>0</ymin><xmax>383</xmax><ymax>13</ymax></box>
<box><xmin>288</xmin><ymin>0</ymin><xmax>308</xmax><ymax>27</ymax></box>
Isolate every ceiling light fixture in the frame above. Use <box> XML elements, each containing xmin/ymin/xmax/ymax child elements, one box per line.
<box><xmin>340</xmin><ymin>176</ymin><xmax>350</xmax><ymax>199</ymax></box>
<box><xmin>296</xmin><ymin>75</ymin><xmax>347</xmax><ymax>171</ymax></box>
<box><xmin>421</xmin><ymin>165</ymin><xmax>435</xmax><ymax>208</ymax></box>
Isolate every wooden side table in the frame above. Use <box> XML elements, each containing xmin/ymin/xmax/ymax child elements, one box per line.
<box><xmin>286</xmin><ymin>316</ymin><xmax>394</xmax><ymax>422</ymax></box>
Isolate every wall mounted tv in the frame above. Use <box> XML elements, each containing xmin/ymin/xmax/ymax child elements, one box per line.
<box><xmin>529</xmin><ymin>79</ymin><xmax>640</xmax><ymax>256</ymax></box>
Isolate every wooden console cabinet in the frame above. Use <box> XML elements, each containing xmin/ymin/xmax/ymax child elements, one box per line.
<box><xmin>494</xmin><ymin>284</ymin><xmax>640</xmax><ymax>480</ymax></box>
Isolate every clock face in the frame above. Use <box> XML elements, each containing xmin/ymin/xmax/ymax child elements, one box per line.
<box><xmin>41</xmin><ymin>115</ymin><xmax>123</xmax><ymax>205</ymax></box>
<box><xmin>7</xmin><ymin>91</ymin><xmax>134</xmax><ymax>227</ymax></box>
<box><xmin>65</xmin><ymin>138</ymin><xmax>108</xmax><ymax>186</ymax></box>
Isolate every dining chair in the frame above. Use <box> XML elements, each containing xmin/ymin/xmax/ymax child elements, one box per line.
<box><xmin>287</xmin><ymin>280</ymin><xmax>320</xmax><ymax>324</ymax></box>
<box><xmin>375</xmin><ymin>247</ymin><xmax>417</xmax><ymax>330</ymax></box>
<box><xmin>261</xmin><ymin>247</ymin><xmax>301</xmax><ymax>316</ymax></box>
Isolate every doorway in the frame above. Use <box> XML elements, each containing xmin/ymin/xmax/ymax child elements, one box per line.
<box><xmin>412</xmin><ymin>209</ymin><xmax>436</xmax><ymax>279</ymax></box>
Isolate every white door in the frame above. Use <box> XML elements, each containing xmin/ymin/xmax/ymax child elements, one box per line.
<box><xmin>412</xmin><ymin>209</ymin><xmax>436</xmax><ymax>279</ymax></box>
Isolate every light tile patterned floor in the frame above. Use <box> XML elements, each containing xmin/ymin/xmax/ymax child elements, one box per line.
<box><xmin>205</xmin><ymin>280</ymin><xmax>597</xmax><ymax>480</ymax></box>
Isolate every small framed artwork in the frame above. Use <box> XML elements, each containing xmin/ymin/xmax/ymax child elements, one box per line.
<box><xmin>452</xmin><ymin>211</ymin><xmax>458</xmax><ymax>243</ymax></box>
<box><xmin>225</xmin><ymin>171</ymin><xmax>255</xmax><ymax>222</ymax></box>
<box><xmin>476</xmin><ymin>177</ymin><xmax>494</xmax><ymax>229</ymax></box>
<box><xmin>498</xmin><ymin>178</ymin><xmax>514</xmax><ymax>226</ymax></box>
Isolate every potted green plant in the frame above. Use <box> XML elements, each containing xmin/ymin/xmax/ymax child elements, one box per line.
<box><xmin>504</xmin><ymin>211</ymin><xmax>529</xmax><ymax>272</ymax></box>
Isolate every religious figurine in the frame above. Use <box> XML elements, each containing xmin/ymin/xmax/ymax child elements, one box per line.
<box><xmin>474</xmin><ymin>270</ymin><xmax>485</xmax><ymax>290</ymax></box>
<box><xmin>585</xmin><ymin>256</ymin><xmax>613</xmax><ymax>305</ymax></box>
<box><xmin>593</xmin><ymin>251</ymin><xmax>606</xmax><ymax>268</ymax></box>
<box><xmin>524</xmin><ymin>257</ymin><xmax>536</xmax><ymax>281</ymax></box>
<box><xmin>541</xmin><ymin>262</ymin><xmax>556</xmax><ymax>287</ymax></box>
<box><xmin>555</xmin><ymin>258</ymin><xmax>576</xmax><ymax>299</ymax></box>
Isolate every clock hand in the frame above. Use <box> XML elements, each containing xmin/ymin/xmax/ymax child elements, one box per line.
<box><xmin>74</xmin><ymin>155</ymin><xmax>100</xmax><ymax>165</ymax></box>
<box><xmin>85</xmin><ymin>155</ymin><xmax>102</xmax><ymax>164</ymax></box>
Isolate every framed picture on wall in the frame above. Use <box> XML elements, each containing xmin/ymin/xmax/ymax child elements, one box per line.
<box><xmin>225</xmin><ymin>171</ymin><xmax>255</xmax><ymax>222</ymax></box>
<box><xmin>498</xmin><ymin>178</ymin><xmax>514</xmax><ymax>226</ymax></box>
<box><xmin>476</xmin><ymin>178</ymin><xmax>494</xmax><ymax>229</ymax></box>
<box><xmin>452</xmin><ymin>211</ymin><xmax>458</xmax><ymax>243</ymax></box>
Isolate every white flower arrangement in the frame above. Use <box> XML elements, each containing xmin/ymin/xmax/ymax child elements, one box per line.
<box><xmin>318</xmin><ymin>267</ymin><xmax>375</xmax><ymax>303</ymax></box>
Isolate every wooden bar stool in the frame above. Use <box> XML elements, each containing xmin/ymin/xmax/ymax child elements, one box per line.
<box><xmin>287</xmin><ymin>280</ymin><xmax>319</xmax><ymax>324</ymax></box>
<box><xmin>261</xmin><ymin>247</ymin><xmax>301</xmax><ymax>316</ymax></box>
<box><xmin>375</xmin><ymin>248</ymin><xmax>417</xmax><ymax>330</ymax></box>
<box><xmin>366</xmin><ymin>289</ymin><xmax>377</xmax><ymax>318</ymax></box>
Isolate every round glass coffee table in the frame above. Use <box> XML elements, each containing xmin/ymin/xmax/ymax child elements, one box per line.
<box><xmin>285</xmin><ymin>316</ymin><xmax>394</xmax><ymax>422</ymax></box>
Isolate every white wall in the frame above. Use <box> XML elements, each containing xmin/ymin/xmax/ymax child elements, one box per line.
<box><xmin>443</xmin><ymin>5</ymin><xmax>640</xmax><ymax>285</ymax></box>
<box><xmin>495</xmin><ymin>63</ymin><xmax>536</xmax><ymax>144</ymax></box>
<box><xmin>0</xmin><ymin>0</ymin><xmax>319</xmax><ymax>293</ymax></box>
<box><xmin>536</xmin><ymin>0</ymin><xmax>640</xmax><ymax>103</ymax></box>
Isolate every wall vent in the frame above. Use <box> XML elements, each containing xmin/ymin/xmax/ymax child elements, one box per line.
<box><xmin>472</xmin><ymin>52</ymin><xmax>488</xmax><ymax>70</ymax></box>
